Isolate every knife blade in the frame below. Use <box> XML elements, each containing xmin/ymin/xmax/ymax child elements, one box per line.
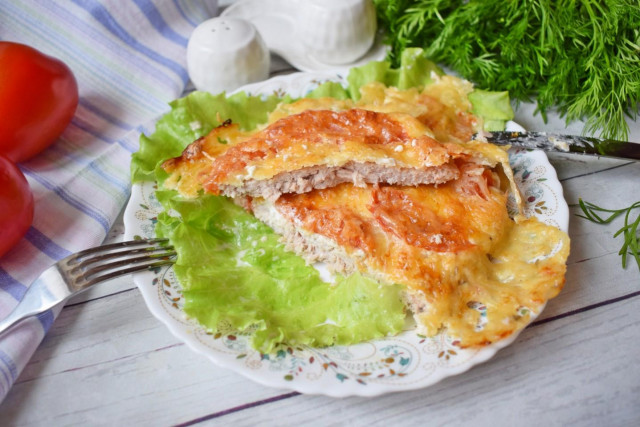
<box><xmin>476</xmin><ymin>131</ymin><xmax>640</xmax><ymax>161</ymax></box>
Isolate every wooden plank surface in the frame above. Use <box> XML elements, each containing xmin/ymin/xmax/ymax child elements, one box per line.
<box><xmin>198</xmin><ymin>297</ymin><xmax>640</xmax><ymax>426</ymax></box>
<box><xmin>1</xmin><ymin>65</ymin><xmax>639</xmax><ymax>425</ymax></box>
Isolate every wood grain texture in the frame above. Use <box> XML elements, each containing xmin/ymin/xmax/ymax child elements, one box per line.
<box><xmin>200</xmin><ymin>298</ymin><xmax>640</xmax><ymax>427</ymax></box>
<box><xmin>536</xmin><ymin>161</ymin><xmax>640</xmax><ymax>323</ymax></box>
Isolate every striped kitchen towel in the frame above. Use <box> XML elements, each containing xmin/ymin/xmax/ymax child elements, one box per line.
<box><xmin>0</xmin><ymin>0</ymin><xmax>220</xmax><ymax>402</ymax></box>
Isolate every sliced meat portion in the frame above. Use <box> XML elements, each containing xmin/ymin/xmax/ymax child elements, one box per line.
<box><xmin>162</xmin><ymin>108</ymin><xmax>490</xmax><ymax>200</ymax></box>
<box><xmin>249</xmin><ymin>168</ymin><xmax>569</xmax><ymax>348</ymax></box>
<box><xmin>217</xmin><ymin>161</ymin><xmax>459</xmax><ymax>200</ymax></box>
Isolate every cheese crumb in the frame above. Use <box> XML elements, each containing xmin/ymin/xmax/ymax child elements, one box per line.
<box><xmin>377</xmin><ymin>158</ymin><xmax>396</xmax><ymax>166</ymax></box>
<box><xmin>429</xmin><ymin>234</ymin><xmax>443</xmax><ymax>244</ymax></box>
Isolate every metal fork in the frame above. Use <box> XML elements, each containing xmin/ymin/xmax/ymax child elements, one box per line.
<box><xmin>0</xmin><ymin>238</ymin><xmax>176</xmax><ymax>336</ymax></box>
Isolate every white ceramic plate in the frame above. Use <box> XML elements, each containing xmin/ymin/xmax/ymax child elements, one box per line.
<box><xmin>220</xmin><ymin>0</ymin><xmax>387</xmax><ymax>74</ymax></box>
<box><xmin>123</xmin><ymin>72</ymin><xmax>569</xmax><ymax>397</ymax></box>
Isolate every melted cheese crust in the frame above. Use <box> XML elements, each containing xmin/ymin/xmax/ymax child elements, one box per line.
<box><xmin>162</xmin><ymin>81</ymin><xmax>497</xmax><ymax>198</ymax></box>
<box><xmin>164</xmin><ymin>76</ymin><xmax>569</xmax><ymax>346</ymax></box>
<box><xmin>164</xmin><ymin>109</ymin><xmax>456</xmax><ymax>195</ymax></box>
<box><xmin>272</xmin><ymin>172</ymin><xmax>569</xmax><ymax>347</ymax></box>
<box><xmin>206</xmin><ymin>109</ymin><xmax>452</xmax><ymax>185</ymax></box>
<box><xmin>161</xmin><ymin>78</ymin><xmax>569</xmax><ymax>346</ymax></box>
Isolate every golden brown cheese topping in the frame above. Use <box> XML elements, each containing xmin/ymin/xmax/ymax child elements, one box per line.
<box><xmin>161</xmin><ymin>78</ymin><xmax>568</xmax><ymax>347</ymax></box>
<box><xmin>272</xmin><ymin>171</ymin><xmax>568</xmax><ymax>347</ymax></box>
<box><xmin>355</xmin><ymin>78</ymin><xmax>480</xmax><ymax>144</ymax></box>
<box><xmin>202</xmin><ymin>109</ymin><xmax>451</xmax><ymax>190</ymax></box>
<box><xmin>162</xmin><ymin>81</ymin><xmax>496</xmax><ymax>199</ymax></box>
<box><xmin>164</xmin><ymin>108</ymin><xmax>456</xmax><ymax>196</ymax></box>
<box><xmin>416</xmin><ymin>94</ymin><xmax>478</xmax><ymax>143</ymax></box>
<box><xmin>162</xmin><ymin>120</ymin><xmax>250</xmax><ymax>196</ymax></box>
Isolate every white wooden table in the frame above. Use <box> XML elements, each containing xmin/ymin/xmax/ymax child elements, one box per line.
<box><xmin>1</xmin><ymin>56</ymin><xmax>639</xmax><ymax>427</ymax></box>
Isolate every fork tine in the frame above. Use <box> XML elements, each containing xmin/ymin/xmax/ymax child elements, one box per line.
<box><xmin>78</xmin><ymin>251</ymin><xmax>176</xmax><ymax>277</ymax></box>
<box><xmin>66</xmin><ymin>244</ymin><xmax>173</xmax><ymax>274</ymax></box>
<box><xmin>0</xmin><ymin>239</ymin><xmax>177</xmax><ymax>336</ymax></box>
<box><xmin>80</xmin><ymin>256</ymin><xmax>176</xmax><ymax>287</ymax></box>
<box><xmin>65</xmin><ymin>238</ymin><xmax>171</xmax><ymax>265</ymax></box>
<box><xmin>63</xmin><ymin>239</ymin><xmax>176</xmax><ymax>289</ymax></box>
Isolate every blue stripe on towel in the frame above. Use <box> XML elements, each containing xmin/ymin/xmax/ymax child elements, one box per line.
<box><xmin>89</xmin><ymin>161</ymin><xmax>130</xmax><ymax>194</ymax></box>
<box><xmin>70</xmin><ymin>119</ymin><xmax>117</xmax><ymax>144</ymax></box>
<box><xmin>116</xmin><ymin>135</ymin><xmax>139</xmax><ymax>154</ymax></box>
<box><xmin>37</xmin><ymin>310</ymin><xmax>55</xmax><ymax>333</ymax></box>
<box><xmin>79</xmin><ymin>99</ymin><xmax>135</xmax><ymax>132</ymax></box>
<box><xmin>172</xmin><ymin>0</ymin><xmax>198</xmax><ymax>27</ymax></box>
<box><xmin>72</xmin><ymin>0</ymin><xmax>190</xmax><ymax>84</ymax></box>
<box><xmin>0</xmin><ymin>269</ymin><xmax>27</xmax><ymax>302</ymax></box>
<box><xmin>0</xmin><ymin>349</ymin><xmax>18</xmax><ymax>382</ymax></box>
<box><xmin>20</xmin><ymin>169</ymin><xmax>112</xmax><ymax>233</ymax></box>
<box><xmin>68</xmin><ymin>119</ymin><xmax>138</xmax><ymax>153</ymax></box>
<box><xmin>133</xmin><ymin>0</ymin><xmax>189</xmax><ymax>47</ymax></box>
<box><xmin>24</xmin><ymin>228</ymin><xmax>73</xmax><ymax>261</ymax></box>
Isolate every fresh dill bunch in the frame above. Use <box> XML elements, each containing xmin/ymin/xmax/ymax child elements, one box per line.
<box><xmin>373</xmin><ymin>0</ymin><xmax>640</xmax><ymax>140</ymax></box>
<box><xmin>577</xmin><ymin>199</ymin><xmax>640</xmax><ymax>272</ymax></box>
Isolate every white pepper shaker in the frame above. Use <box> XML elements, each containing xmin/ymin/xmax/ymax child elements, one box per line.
<box><xmin>187</xmin><ymin>17</ymin><xmax>270</xmax><ymax>94</ymax></box>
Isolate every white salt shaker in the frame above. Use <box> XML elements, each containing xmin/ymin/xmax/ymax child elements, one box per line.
<box><xmin>187</xmin><ymin>17</ymin><xmax>270</xmax><ymax>94</ymax></box>
<box><xmin>297</xmin><ymin>0</ymin><xmax>377</xmax><ymax>65</ymax></box>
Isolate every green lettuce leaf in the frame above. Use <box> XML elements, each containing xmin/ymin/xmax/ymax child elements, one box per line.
<box><xmin>155</xmin><ymin>191</ymin><xmax>406</xmax><ymax>353</ymax></box>
<box><xmin>468</xmin><ymin>89</ymin><xmax>514</xmax><ymax>131</ymax></box>
<box><xmin>346</xmin><ymin>48</ymin><xmax>514</xmax><ymax>127</ymax></box>
<box><xmin>347</xmin><ymin>48</ymin><xmax>443</xmax><ymax>99</ymax></box>
<box><xmin>131</xmin><ymin>90</ymin><xmax>287</xmax><ymax>182</ymax></box>
<box><xmin>306</xmin><ymin>81</ymin><xmax>350</xmax><ymax>100</ymax></box>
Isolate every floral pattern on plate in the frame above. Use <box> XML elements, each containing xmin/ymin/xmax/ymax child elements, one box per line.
<box><xmin>124</xmin><ymin>72</ymin><xmax>568</xmax><ymax>397</ymax></box>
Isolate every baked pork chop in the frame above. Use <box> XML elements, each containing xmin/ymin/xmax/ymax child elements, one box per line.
<box><xmin>248</xmin><ymin>163</ymin><xmax>569</xmax><ymax>347</ymax></box>
<box><xmin>162</xmin><ymin>108</ymin><xmax>500</xmax><ymax>200</ymax></box>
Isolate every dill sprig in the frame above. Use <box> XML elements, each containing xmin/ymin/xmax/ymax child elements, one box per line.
<box><xmin>373</xmin><ymin>0</ymin><xmax>640</xmax><ymax>141</ymax></box>
<box><xmin>577</xmin><ymin>199</ymin><xmax>640</xmax><ymax>271</ymax></box>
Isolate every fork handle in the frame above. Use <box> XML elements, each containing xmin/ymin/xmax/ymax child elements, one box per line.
<box><xmin>0</xmin><ymin>269</ymin><xmax>68</xmax><ymax>337</ymax></box>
